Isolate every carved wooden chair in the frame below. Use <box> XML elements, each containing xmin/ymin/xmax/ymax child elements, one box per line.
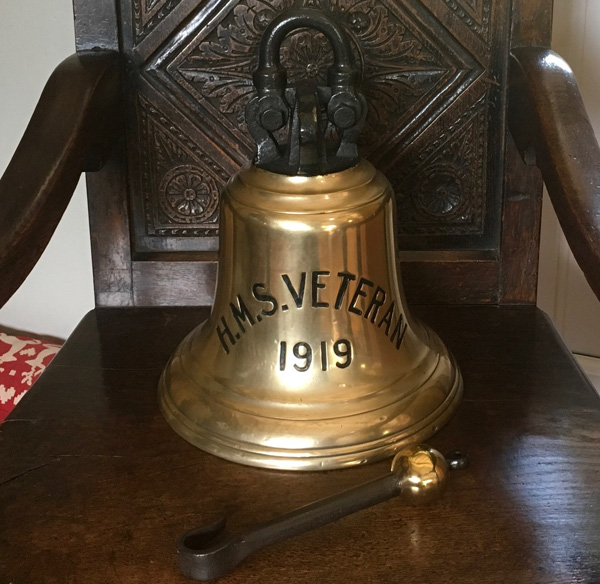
<box><xmin>2</xmin><ymin>1</ymin><xmax>600</xmax><ymax>582</ymax></box>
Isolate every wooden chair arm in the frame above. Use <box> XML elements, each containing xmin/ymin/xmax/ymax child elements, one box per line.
<box><xmin>509</xmin><ymin>46</ymin><xmax>600</xmax><ymax>301</ymax></box>
<box><xmin>0</xmin><ymin>50</ymin><xmax>122</xmax><ymax>309</ymax></box>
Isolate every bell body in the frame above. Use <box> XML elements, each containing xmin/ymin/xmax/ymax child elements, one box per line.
<box><xmin>159</xmin><ymin>160</ymin><xmax>462</xmax><ymax>470</ymax></box>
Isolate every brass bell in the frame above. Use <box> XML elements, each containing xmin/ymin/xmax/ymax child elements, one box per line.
<box><xmin>159</xmin><ymin>9</ymin><xmax>463</xmax><ymax>471</ymax></box>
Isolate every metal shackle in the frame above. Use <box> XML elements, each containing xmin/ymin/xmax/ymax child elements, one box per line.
<box><xmin>252</xmin><ymin>8</ymin><xmax>362</xmax><ymax>133</ymax></box>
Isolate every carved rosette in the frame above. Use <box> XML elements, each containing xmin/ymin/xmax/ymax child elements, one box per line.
<box><xmin>159</xmin><ymin>165</ymin><xmax>219</xmax><ymax>224</ymax></box>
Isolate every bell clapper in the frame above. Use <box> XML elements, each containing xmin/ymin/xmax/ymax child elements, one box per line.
<box><xmin>178</xmin><ymin>445</ymin><xmax>467</xmax><ymax>581</ymax></box>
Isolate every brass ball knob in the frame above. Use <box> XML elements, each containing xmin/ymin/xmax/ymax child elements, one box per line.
<box><xmin>390</xmin><ymin>445</ymin><xmax>449</xmax><ymax>505</ymax></box>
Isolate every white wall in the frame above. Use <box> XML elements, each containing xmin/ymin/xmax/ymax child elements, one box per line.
<box><xmin>0</xmin><ymin>0</ymin><xmax>94</xmax><ymax>340</ymax></box>
<box><xmin>1</xmin><ymin>1</ymin><xmax>599</xmax><ymax>348</ymax></box>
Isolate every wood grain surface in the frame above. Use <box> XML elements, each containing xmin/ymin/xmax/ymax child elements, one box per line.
<box><xmin>2</xmin><ymin>305</ymin><xmax>599</xmax><ymax>583</ymax></box>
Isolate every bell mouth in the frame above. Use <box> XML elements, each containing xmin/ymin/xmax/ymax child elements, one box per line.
<box><xmin>159</xmin><ymin>322</ymin><xmax>462</xmax><ymax>471</ymax></box>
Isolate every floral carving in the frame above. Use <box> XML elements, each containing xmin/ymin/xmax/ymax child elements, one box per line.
<box><xmin>159</xmin><ymin>0</ymin><xmax>478</xmax><ymax>154</ymax></box>
<box><xmin>416</xmin><ymin>167</ymin><xmax>464</xmax><ymax>217</ymax></box>
<box><xmin>159</xmin><ymin>165</ymin><xmax>219</xmax><ymax>223</ymax></box>
<box><xmin>281</xmin><ymin>31</ymin><xmax>333</xmax><ymax>83</ymax></box>
<box><xmin>137</xmin><ymin>95</ymin><xmax>228</xmax><ymax>237</ymax></box>
<box><xmin>135</xmin><ymin>0</ymin><xmax>501</xmax><ymax>243</ymax></box>
<box><xmin>394</xmin><ymin>97</ymin><xmax>487</xmax><ymax>235</ymax></box>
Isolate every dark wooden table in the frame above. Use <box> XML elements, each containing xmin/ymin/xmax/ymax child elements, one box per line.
<box><xmin>2</xmin><ymin>305</ymin><xmax>600</xmax><ymax>583</ymax></box>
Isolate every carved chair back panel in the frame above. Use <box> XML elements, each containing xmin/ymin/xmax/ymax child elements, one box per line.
<box><xmin>75</xmin><ymin>0</ymin><xmax>550</xmax><ymax>306</ymax></box>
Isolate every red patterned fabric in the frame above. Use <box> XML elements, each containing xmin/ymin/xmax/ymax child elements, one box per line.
<box><xmin>0</xmin><ymin>332</ymin><xmax>62</xmax><ymax>423</ymax></box>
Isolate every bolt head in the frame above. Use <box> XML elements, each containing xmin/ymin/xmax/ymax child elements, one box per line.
<box><xmin>332</xmin><ymin>106</ymin><xmax>357</xmax><ymax>129</ymax></box>
<box><xmin>260</xmin><ymin>108</ymin><xmax>285</xmax><ymax>132</ymax></box>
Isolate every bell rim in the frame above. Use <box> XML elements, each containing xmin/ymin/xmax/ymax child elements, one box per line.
<box><xmin>158</xmin><ymin>345</ymin><xmax>463</xmax><ymax>471</ymax></box>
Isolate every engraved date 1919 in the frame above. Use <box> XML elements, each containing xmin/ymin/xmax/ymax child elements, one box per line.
<box><xmin>279</xmin><ymin>339</ymin><xmax>352</xmax><ymax>372</ymax></box>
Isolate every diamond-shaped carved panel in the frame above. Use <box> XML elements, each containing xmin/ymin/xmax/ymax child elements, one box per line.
<box><xmin>150</xmin><ymin>0</ymin><xmax>483</xmax><ymax>158</ymax></box>
<box><xmin>125</xmin><ymin>0</ymin><xmax>507</xmax><ymax>251</ymax></box>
